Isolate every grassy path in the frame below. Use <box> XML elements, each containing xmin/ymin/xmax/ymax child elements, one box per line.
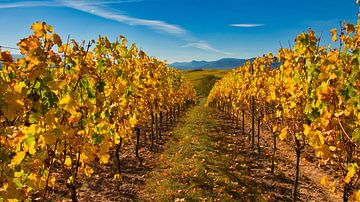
<box><xmin>140</xmin><ymin>99</ymin><xmax>263</xmax><ymax>201</ymax></box>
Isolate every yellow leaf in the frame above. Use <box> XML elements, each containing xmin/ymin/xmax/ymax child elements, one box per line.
<box><xmin>334</xmin><ymin>110</ymin><xmax>344</xmax><ymax>117</ymax></box>
<box><xmin>329</xmin><ymin>73</ymin><xmax>337</xmax><ymax>80</ymax></box>
<box><xmin>320</xmin><ymin>176</ymin><xmax>328</xmax><ymax>186</ymax></box>
<box><xmin>15</xmin><ymin>99</ymin><xmax>24</xmax><ymax>106</ymax></box>
<box><xmin>38</xmin><ymin>135</ymin><xmax>46</xmax><ymax>149</ymax></box>
<box><xmin>271</xmin><ymin>91</ymin><xmax>276</xmax><ymax>101</ymax></box>
<box><xmin>28</xmin><ymin>173</ymin><xmax>37</xmax><ymax>181</ymax></box>
<box><xmin>59</xmin><ymin>94</ymin><xmax>72</xmax><ymax>105</ymax></box>
<box><xmin>67</xmin><ymin>176</ymin><xmax>74</xmax><ymax>184</ymax></box>
<box><xmin>279</xmin><ymin>126</ymin><xmax>288</xmax><ymax>141</ymax></box>
<box><xmin>100</xmin><ymin>154</ymin><xmax>110</xmax><ymax>164</ymax></box>
<box><xmin>25</xmin><ymin>124</ymin><xmax>37</xmax><ymax>135</ymax></box>
<box><xmin>329</xmin><ymin>182</ymin><xmax>336</xmax><ymax>193</ymax></box>
<box><xmin>69</xmin><ymin>112</ymin><xmax>82</xmax><ymax>124</ymax></box>
<box><xmin>354</xmin><ymin>190</ymin><xmax>360</xmax><ymax>201</ymax></box>
<box><xmin>0</xmin><ymin>182</ymin><xmax>8</xmax><ymax>191</ymax></box>
<box><xmin>303</xmin><ymin>124</ymin><xmax>311</xmax><ymax>136</ymax></box>
<box><xmin>49</xmin><ymin>176</ymin><xmax>56</xmax><ymax>188</ymax></box>
<box><xmin>10</xmin><ymin>151</ymin><xmax>27</xmax><ymax>166</ymax></box>
<box><xmin>27</xmin><ymin>144</ymin><xmax>36</xmax><ymax>155</ymax></box>
<box><xmin>14</xmin><ymin>82</ymin><xmax>26</xmax><ymax>94</ymax></box>
<box><xmin>344</xmin><ymin>105</ymin><xmax>353</xmax><ymax>116</ymax></box>
<box><xmin>85</xmin><ymin>166</ymin><xmax>94</xmax><ymax>177</ymax></box>
<box><xmin>329</xmin><ymin>146</ymin><xmax>336</xmax><ymax>151</ymax></box>
<box><xmin>129</xmin><ymin>115</ymin><xmax>137</xmax><ymax>128</ymax></box>
<box><xmin>45</xmin><ymin>24</ymin><xmax>53</xmax><ymax>33</ymax></box>
<box><xmin>65</xmin><ymin>157</ymin><xmax>72</xmax><ymax>167</ymax></box>
<box><xmin>330</xmin><ymin>28</ymin><xmax>337</xmax><ymax>42</ymax></box>
<box><xmin>345</xmin><ymin>163</ymin><xmax>358</xmax><ymax>183</ymax></box>
<box><xmin>114</xmin><ymin>174</ymin><xmax>122</xmax><ymax>181</ymax></box>
<box><xmin>14</xmin><ymin>171</ymin><xmax>23</xmax><ymax>177</ymax></box>
<box><xmin>289</xmin><ymin>101</ymin><xmax>296</xmax><ymax>109</ymax></box>
<box><xmin>272</xmin><ymin>126</ymin><xmax>277</xmax><ymax>133</ymax></box>
<box><xmin>308</xmin><ymin>130</ymin><xmax>324</xmax><ymax>149</ymax></box>
<box><xmin>31</xmin><ymin>21</ymin><xmax>45</xmax><ymax>38</ymax></box>
<box><xmin>115</xmin><ymin>134</ymin><xmax>121</xmax><ymax>144</ymax></box>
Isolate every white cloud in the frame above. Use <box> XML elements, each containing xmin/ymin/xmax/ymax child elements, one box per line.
<box><xmin>59</xmin><ymin>0</ymin><xmax>187</xmax><ymax>35</ymax></box>
<box><xmin>0</xmin><ymin>0</ymin><xmax>187</xmax><ymax>35</ymax></box>
<box><xmin>0</xmin><ymin>1</ymin><xmax>56</xmax><ymax>8</ymax></box>
<box><xmin>0</xmin><ymin>0</ymin><xmax>142</xmax><ymax>8</ymax></box>
<box><xmin>0</xmin><ymin>0</ymin><xmax>232</xmax><ymax>55</ymax></box>
<box><xmin>183</xmin><ymin>41</ymin><xmax>232</xmax><ymax>55</ymax></box>
<box><xmin>229</xmin><ymin>23</ymin><xmax>264</xmax><ymax>27</ymax></box>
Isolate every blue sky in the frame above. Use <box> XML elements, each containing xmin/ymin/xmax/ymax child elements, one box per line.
<box><xmin>0</xmin><ymin>0</ymin><xmax>358</xmax><ymax>63</ymax></box>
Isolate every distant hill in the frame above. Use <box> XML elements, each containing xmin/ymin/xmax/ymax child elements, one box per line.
<box><xmin>12</xmin><ymin>54</ymin><xmax>24</xmax><ymax>60</ymax></box>
<box><xmin>170</xmin><ymin>58</ymin><xmax>256</xmax><ymax>70</ymax></box>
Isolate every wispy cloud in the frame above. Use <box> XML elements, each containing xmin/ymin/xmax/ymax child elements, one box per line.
<box><xmin>183</xmin><ymin>41</ymin><xmax>232</xmax><ymax>55</ymax></box>
<box><xmin>0</xmin><ymin>0</ymin><xmax>141</xmax><ymax>8</ymax></box>
<box><xmin>229</xmin><ymin>23</ymin><xmax>264</xmax><ymax>27</ymax></box>
<box><xmin>0</xmin><ymin>0</ymin><xmax>232</xmax><ymax>55</ymax></box>
<box><xmin>59</xmin><ymin>0</ymin><xmax>187</xmax><ymax>35</ymax></box>
<box><xmin>0</xmin><ymin>0</ymin><xmax>186</xmax><ymax>35</ymax></box>
<box><xmin>0</xmin><ymin>1</ymin><xmax>56</xmax><ymax>8</ymax></box>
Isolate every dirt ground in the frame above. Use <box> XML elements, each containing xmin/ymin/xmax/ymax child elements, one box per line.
<box><xmin>49</xmin><ymin>101</ymin><xmax>344</xmax><ymax>201</ymax></box>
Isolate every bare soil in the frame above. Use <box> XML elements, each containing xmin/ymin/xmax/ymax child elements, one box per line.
<box><xmin>49</xmin><ymin>102</ymin><xmax>344</xmax><ymax>201</ymax></box>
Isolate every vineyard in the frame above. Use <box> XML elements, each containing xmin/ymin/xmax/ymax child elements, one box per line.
<box><xmin>1</xmin><ymin>6</ymin><xmax>360</xmax><ymax>202</ymax></box>
<box><xmin>207</xmin><ymin>16</ymin><xmax>360</xmax><ymax>201</ymax></box>
<box><xmin>0</xmin><ymin>22</ymin><xmax>196</xmax><ymax>201</ymax></box>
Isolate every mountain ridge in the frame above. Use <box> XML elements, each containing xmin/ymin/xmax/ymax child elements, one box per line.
<box><xmin>170</xmin><ymin>58</ymin><xmax>256</xmax><ymax>70</ymax></box>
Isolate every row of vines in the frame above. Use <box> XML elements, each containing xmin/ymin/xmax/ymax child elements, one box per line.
<box><xmin>207</xmin><ymin>10</ymin><xmax>360</xmax><ymax>202</ymax></box>
<box><xmin>0</xmin><ymin>22</ymin><xmax>196</xmax><ymax>201</ymax></box>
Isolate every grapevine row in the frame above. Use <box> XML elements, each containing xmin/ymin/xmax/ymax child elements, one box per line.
<box><xmin>207</xmin><ymin>15</ymin><xmax>360</xmax><ymax>201</ymax></box>
<box><xmin>0</xmin><ymin>22</ymin><xmax>196</xmax><ymax>201</ymax></box>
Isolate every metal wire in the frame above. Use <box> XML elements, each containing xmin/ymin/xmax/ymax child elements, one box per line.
<box><xmin>0</xmin><ymin>45</ymin><xmax>20</xmax><ymax>50</ymax></box>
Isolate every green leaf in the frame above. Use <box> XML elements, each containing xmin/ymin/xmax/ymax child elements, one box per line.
<box><xmin>91</xmin><ymin>133</ymin><xmax>103</xmax><ymax>144</ymax></box>
<box><xmin>348</xmin><ymin>85</ymin><xmax>357</xmax><ymax>98</ymax></box>
<box><xmin>29</xmin><ymin>112</ymin><xmax>41</xmax><ymax>124</ymax></box>
<box><xmin>95</xmin><ymin>80</ymin><xmax>106</xmax><ymax>92</ymax></box>
<box><xmin>34</xmin><ymin>80</ymin><xmax>41</xmax><ymax>89</ymax></box>
<box><xmin>352</xmin><ymin>128</ymin><xmax>360</xmax><ymax>144</ymax></box>
<box><xmin>87</xmin><ymin>87</ymin><xmax>96</xmax><ymax>99</ymax></box>
<box><xmin>13</xmin><ymin>178</ymin><xmax>23</xmax><ymax>188</ymax></box>
<box><xmin>125</xmin><ymin>85</ymin><xmax>133</xmax><ymax>97</ymax></box>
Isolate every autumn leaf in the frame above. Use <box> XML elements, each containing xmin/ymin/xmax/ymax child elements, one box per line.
<box><xmin>99</xmin><ymin>154</ymin><xmax>110</xmax><ymax>164</ymax></box>
<box><xmin>59</xmin><ymin>94</ymin><xmax>72</xmax><ymax>105</ymax></box>
<box><xmin>279</xmin><ymin>126</ymin><xmax>288</xmax><ymax>141</ymax></box>
<box><xmin>10</xmin><ymin>151</ymin><xmax>27</xmax><ymax>166</ymax></box>
<box><xmin>345</xmin><ymin>23</ymin><xmax>355</xmax><ymax>34</ymax></box>
<box><xmin>65</xmin><ymin>157</ymin><xmax>72</xmax><ymax>167</ymax></box>
<box><xmin>129</xmin><ymin>115</ymin><xmax>137</xmax><ymax>128</ymax></box>
<box><xmin>0</xmin><ymin>51</ymin><xmax>14</xmax><ymax>66</ymax></box>
<box><xmin>308</xmin><ymin>130</ymin><xmax>324</xmax><ymax>149</ymax></box>
<box><xmin>52</xmin><ymin>33</ymin><xmax>62</xmax><ymax>46</ymax></box>
<box><xmin>272</xmin><ymin>126</ymin><xmax>277</xmax><ymax>133</ymax></box>
<box><xmin>354</xmin><ymin>190</ymin><xmax>360</xmax><ymax>201</ymax></box>
<box><xmin>49</xmin><ymin>176</ymin><xmax>56</xmax><ymax>188</ymax></box>
<box><xmin>320</xmin><ymin>176</ymin><xmax>328</xmax><ymax>186</ymax></box>
<box><xmin>345</xmin><ymin>163</ymin><xmax>358</xmax><ymax>183</ymax></box>
<box><xmin>330</xmin><ymin>28</ymin><xmax>337</xmax><ymax>42</ymax></box>
<box><xmin>85</xmin><ymin>166</ymin><xmax>94</xmax><ymax>177</ymax></box>
<box><xmin>114</xmin><ymin>174</ymin><xmax>122</xmax><ymax>181</ymax></box>
<box><xmin>303</xmin><ymin>124</ymin><xmax>311</xmax><ymax>136</ymax></box>
<box><xmin>31</xmin><ymin>21</ymin><xmax>46</xmax><ymax>38</ymax></box>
